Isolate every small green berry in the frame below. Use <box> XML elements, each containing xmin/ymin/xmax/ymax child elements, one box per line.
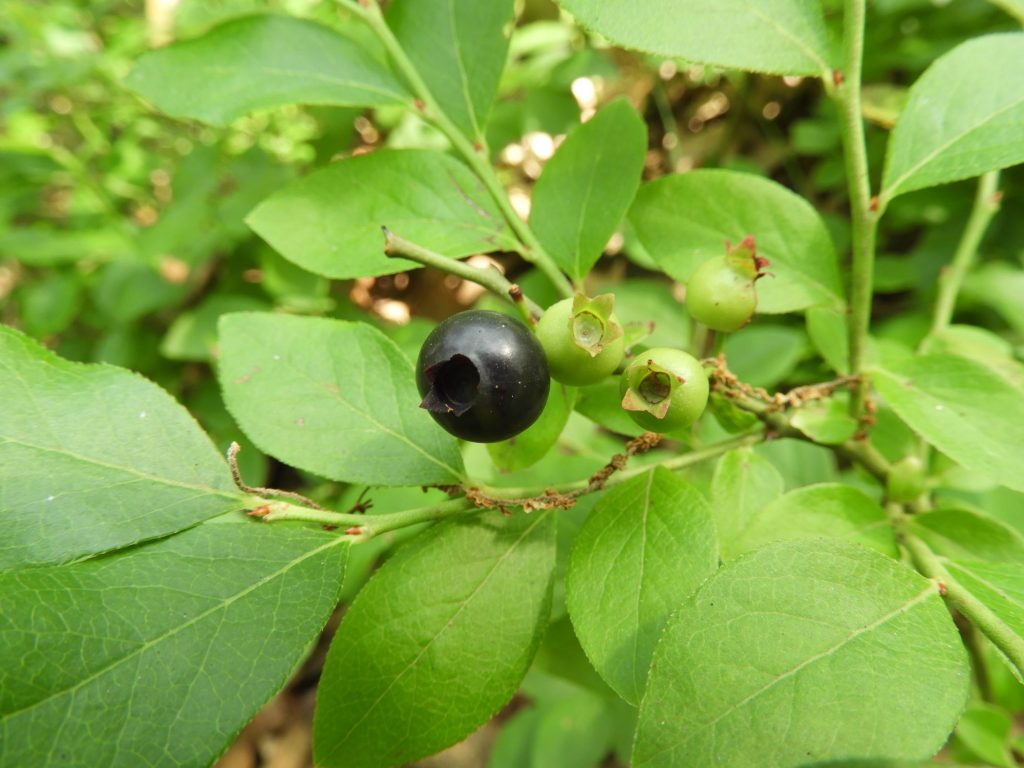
<box><xmin>536</xmin><ymin>294</ymin><xmax>625</xmax><ymax>386</ymax></box>
<box><xmin>619</xmin><ymin>348</ymin><xmax>709</xmax><ymax>432</ymax></box>
<box><xmin>687</xmin><ymin>236</ymin><xmax>769</xmax><ymax>332</ymax></box>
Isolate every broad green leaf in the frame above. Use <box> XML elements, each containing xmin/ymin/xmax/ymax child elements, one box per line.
<box><xmin>962</xmin><ymin>263</ymin><xmax>1024</xmax><ymax>336</ymax></box>
<box><xmin>791</xmin><ymin>398</ymin><xmax>859</xmax><ymax>445</ymax></box>
<box><xmin>557</xmin><ymin>0</ymin><xmax>835</xmax><ymax>77</ymax></box>
<box><xmin>943</xmin><ymin>561</ymin><xmax>1024</xmax><ymax>673</ymax></box>
<box><xmin>313</xmin><ymin>511</ymin><xmax>556</xmax><ymax>768</ymax></box>
<box><xmin>488</xmin><ymin>384</ymin><xmax>576</xmax><ymax>472</ymax></box>
<box><xmin>634</xmin><ymin>539</ymin><xmax>970</xmax><ymax>767</ymax></box>
<box><xmin>388</xmin><ymin>0</ymin><xmax>514</xmax><ymax>140</ymax></box>
<box><xmin>601</xmin><ymin>278</ymin><xmax>691</xmax><ymax>350</ymax></box>
<box><xmin>218</xmin><ymin>313</ymin><xmax>464</xmax><ymax>486</ymax></box>
<box><xmin>530</xmin><ymin>693</ymin><xmax>613</xmax><ymax>768</ymax></box>
<box><xmin>987</xmin><ymin>0</ymin><xmax>1024</xmax><ymax>23</ymax></box>
<box><xmin>566</xmin><ymin>469</ymin><xmax>718</xmax><ymax>704</ymax></box>
<box><xmin>629</xmin><ymin>170</ymin><xmax>844</xmax><ymax>313</ymax></box>
<box><xmin>806</xmin><ymin>306</ymin><xmax>849</xmax><ymax>374</ymax></box>
<box><xmin>0</xmin><ymin>516</ymin><xmax>347</xmax><ymax>768</ymax></box>
<box><xmin>952</xmin><ymin>703</ymin><xmax>1015</xmax><ymax>767</ymax></box>
<box><xmin>881</xmin><ymin>34</ymin><xmax>1024</xmax><ymax>202</ymax></box>
<box><xmin>910</xmin><ymin>511</ymin><xmax>1024</xmax><ymax>678</ymax></box>
<box><xmin>126</xmin><ymin>15</ymin><xmax>408</xmax><ymax>126</ymax></box>
<box><xmin>530</xmin><ymin>100</ymin><xmax>647</xmax><ymax>280</ymax></box>
<box><xmin>0</xmin><ymin>326</ymin><xmax>242</xmax><ymax>571</ymax></box>
<box><xmin>930</xmin><ymin>325</ymin><xmax>1024</xmax><ymax>389</ymax></box>
<box><xmin>873</xmin><ymin>354</ymin><xmax>1024</xmax><ymax>492</ymax></box>
<box><xmin>732</xmin><ymin>484</ymin><xmax>898</xmax><ymax>559</ymax></box>
<box><xmin>756</xmin><ymin>438</ymin><xmax>838</xmax><ymax>488</ymax></box>
<box><xmin>710</xmin><ymin>447</ymin><xmax>784</xmax><ymax>560</ymax></box>
<box><xmin>722</xmin><ymin>325</ymin><xmax>807</xmax><ymax>388</ymax></box>
<box><xmin>160</xmin><ymin>294</ymin><xmax>268</xmax><ymax>362</ymax></box>
<box><xmin>247</xmin><ymin>149</ymin><xmax>516</xmax><ymax>279</ymax></box>
<box><xmin>489</xmin><ymin>708</ymin><xmax>545</xmax><ymax>768</ymax></box>
<box><xmin>576</xmin><ymin>378</ymin><xmax>646</xmax><ymax>437</ymax></box>
<box><xmin>908</xmin><ymin>508</ymin><xmax>1024</xmax><ymax>563</ymax></box>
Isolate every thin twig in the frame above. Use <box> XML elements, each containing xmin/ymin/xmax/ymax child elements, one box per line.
<box><xmin>382</xmin><ymin>227</ymin><xmax>542</xmax><ymax>322</ymax></box>
<box><xmin>227</xmin><ymin>442</ymin><xmax>327</xmax><ymax>510</ymax></box>
<box><xmin>832</xmin><ymin>0</ymin><xmax>879</xmax><ymax>418</ymax></box>
<box><xmin>919</xmin><ymin>171</ymin><xmax>1002</xmax><ymax>353</ymax></box>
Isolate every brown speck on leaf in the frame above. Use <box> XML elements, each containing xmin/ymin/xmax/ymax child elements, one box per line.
<box><xmin>234</xmin><ymin>365</ymin><xmax>261</xmax><ymax>385</ymax></box>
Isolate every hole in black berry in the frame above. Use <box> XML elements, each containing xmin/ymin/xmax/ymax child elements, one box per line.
<box><xmin>420</xmin><ymin>354</ymin><xmax>480</xmax><ymax>416</ymax></box>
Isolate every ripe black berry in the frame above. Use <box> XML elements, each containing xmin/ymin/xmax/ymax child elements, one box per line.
<box><xmin>416</xmin><ymin>310</ymin><xmax>550</xmax><ymax>442</ymax></box>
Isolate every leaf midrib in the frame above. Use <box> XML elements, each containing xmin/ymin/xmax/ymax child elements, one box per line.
<box><xmin>0</xmin><ymin>437</ymin><xmax>241</xmax><ymax>503</ymax></box>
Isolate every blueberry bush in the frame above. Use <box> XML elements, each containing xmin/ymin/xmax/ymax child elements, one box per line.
<box><xmin>3</xmin><ymin>1</ymin><xmax>1024</xmax><ymax>766</ymax></box>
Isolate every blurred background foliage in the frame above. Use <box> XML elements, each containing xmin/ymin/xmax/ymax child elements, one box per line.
<box><xmin>3</xmin><ymin>0</ymin><xmax>1024</xmax><ymax>765</ymax></box>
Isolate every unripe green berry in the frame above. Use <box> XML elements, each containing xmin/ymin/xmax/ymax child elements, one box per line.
<box><xmin>536</xmin><ymin>294</ymin><xmax>625</xmax><ymax>386</ymax></box>
<box><xmin>619</xmin><ymin>348</ymin><xmax>709</xmax><ymax>432</ymax></box>
<box><xmin>686</xmin><ymin>236</ymin><xmax>768</xmax><ymax>332</ymax></box>
<box><xmin>887</xmin><ymin>455</ymin><xmax>928</xmax><ymax>503</ymax></box>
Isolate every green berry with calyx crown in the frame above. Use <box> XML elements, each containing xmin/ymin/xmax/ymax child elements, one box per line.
<box><xmin>536</xmin><ymin>293</ymin><xmax>625</xmax><ymax>386</ymax></box>
<box><xmin>619</xmin><ymin>348</ymin><xmax>709</xmax><ymax>432</ymax></box>
<box><xmin>686</xmin><ymin>235</ymin><xmax>770</xmax><ymax>332</ymax></box>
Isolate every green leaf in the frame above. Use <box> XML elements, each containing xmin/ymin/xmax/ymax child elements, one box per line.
<box><xmin>387</xmin><ymin>0</ymin><xmax>514</xmax><ymax>140</ymax></box>
<box><xmin>952</xmin><ymin>703</ymin><xmax>1015</xmax><ymax>767</ymax></box>
<box><xmin>908</xmin><ymin>508</ymin><xmax>1024</xmax><ymax>563</ymax></box>
<box><xmin>557</xmin><ymin>0</ymin><xmax>835</xmax><ymax>77</ymax></box>
<box><xmin>530</xmin><ymin>100</ymin><xmax>647</xmax><ymax>280</ymax></box>
<box><xmin>160</xmin><ymin>294</ymin><xmax>268</xmax><ymax>362</ymax></box>
<box><xmin>722</xmin><ymin>325</ymin><xmax>807</xmax><ymax>389</ymax></box>
<box><xmin>576</xmin><ymin>378</ymin><xmax>646</xmax><ymax>437</ymax></box>
<box><xmin>962</xmin><ymin>263</ymin><xmax>1024</xmax><ymax>336</ymax></box>
<box><xmin>529</xmin><ymin>693</ymin><xmax>613</xmax><ymax>768</ymax></box>
<box><xmin>126</xmin><ymin>15</ymin><xmax>408</xmax><ymax>126</ymax></box>
<box><xmin>313</xmin><ymin>511</ymin><xmax>556</xmax><ymax>768</ymax></box>
<box><xmin>930</xmin><ymin>325</ymin><xmax>1024</xmax><ymax>389</ymax></box>
<box><xmin>634</xmin><ymin>539</ymin><xmax>970</xmax><ymax>767</ymax></box>
<box><xmin>629</xmin><ymin>170</ymin><xmax>844</xmax><ymax>313</ymax></box>
<box><xmin>0</xmin><ymin>325</ymin><xmax>242</xmax><ymax>571</ymax></box>
<box><xmin>566</xmin><ymin>469</ymin><xmax>718</xmax><ymax>704</ymax></box>
<box><xmin>488</xmin><ymin>385</ymin><xmax>576</xmax><ymax>472</ymax></box>
<box><xmin>247</xmin><ymin>149</ymin><xmax>516</xmax><ymax>279</ymax></box>
<box><xmin>489</xmin><ymin>708</ymin><xmax>545</xmax><ymax>768</ymax></box>
<box><xmin>756</xmin><ymin>438</ymin><xmax>838</xmax><ymax>489</ymax></box>
<box><xmin>710</xmin><ymin>447</ymin><xmax>784</xmax><ymax>560</ymax></box>
<box><xmin>873</xmin><ymin>354</ymin><xmax>1024</xmax><ymax>492</ymax></box>
<box><xmin>881</xmin><ymin>33</ymin><xmax>1024</xmax><ymax>202</ymax></box>
<box><xmin>806</xmin><ymin>306</ymin><xmax>850</xmax><ymax>374</ymax></box>
<box><xmin>218</xmin><ymin>313</ymin><xmax>464</xmax><ymax>486</ymax></box>
<box><xmin>732</xmin><ymin>484</ymin><xmax>898</xmax><ymax>559</ymax></box>
<box><xmin>791</xmin><ymin>398</ymin><xmax>859</xmax><ymax>445</ymax></box>
<box><xmin>944</xmin><ymin>561</ymin><xmax>1024</xmax><ymax>664</ymax></box>
<box><xmin>0</xmin><ymin>516</ymin><xmax>347</xmax><ymax>768</ymax></box>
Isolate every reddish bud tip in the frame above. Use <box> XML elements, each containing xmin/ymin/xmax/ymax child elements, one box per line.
<box><xmin>869</xmin><ymin>196</ymin><xmax>880</xmax><ymax>212</ymax></box>
<box><xmin>345</xmin><ymin>526</ymin><xmax>362</xmax><ymax>536</ymax></box>
<box><xmin>833</xmin><ymin>69</ymin><xmax>844</xmax><ymax>86</ymax></box>
<box><xmin>414</xmin><ymin>98</ymin><xmax>426</xmax><ymax>111</ymax></box>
